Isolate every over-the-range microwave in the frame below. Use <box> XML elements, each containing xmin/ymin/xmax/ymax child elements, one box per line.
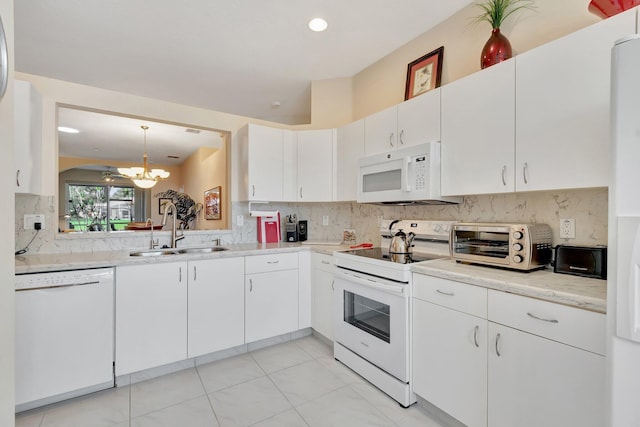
<box><xmin>357</xmin><ymin>142</ymin><xmax>461</xmax><ymax>205</ymax></box>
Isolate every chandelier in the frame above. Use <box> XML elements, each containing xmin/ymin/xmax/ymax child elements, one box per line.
<box><xmin>118</xmin><ymin>125</ymin><xmax>170</xmax><ymax>189</ymax></box>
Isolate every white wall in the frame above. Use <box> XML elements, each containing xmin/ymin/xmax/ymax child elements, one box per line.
<box><xmin>0</xmin><ymin>0</ymin><xmax>15</xmax><ymax>424</ymax></box>
<box><xmin>351</xmin><ymin>0</ymin><xmax>599</xmax><ymax>119</ymax></box>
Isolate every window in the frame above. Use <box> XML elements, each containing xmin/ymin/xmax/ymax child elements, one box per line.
<box><xmin>67</xmin><ymin>184</ymin><xmax>135</xmax><ymax>231</ymax></box>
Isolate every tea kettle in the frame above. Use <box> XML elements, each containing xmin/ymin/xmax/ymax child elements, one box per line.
<box><xmin>389</xmin><ymin>228</ymin><xmax>416</xmax><ymax>254</ymax></box>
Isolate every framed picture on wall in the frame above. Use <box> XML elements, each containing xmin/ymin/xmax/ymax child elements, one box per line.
<box><xmin>404</xmin><ymin>46</ymin><xmax>444</xmax><ymax>100</ymax></box>
<box><xmin>204</xmin><ymin>186</ymin><xmax>221</xmax><ymax>220</ymax></box>
<box><xmin>158</xmin><ymin>197</ymin><xmax>172</xmax><ymax>215</ymax></box>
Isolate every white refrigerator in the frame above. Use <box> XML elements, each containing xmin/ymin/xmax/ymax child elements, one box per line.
<box><xmin>609</xmin><ymin>34</ymin><xmax>640</xmax><ymax>427</ymax></box>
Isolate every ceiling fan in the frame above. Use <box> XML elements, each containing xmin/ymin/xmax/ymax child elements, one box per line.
<box><xmin>101</xmin><ymin>168</ymin><xmax>125</xmax><ymax>182</ymax></box>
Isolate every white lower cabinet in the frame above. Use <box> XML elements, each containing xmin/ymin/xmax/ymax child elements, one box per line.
<box><xmin>311</xmin><ymin>252</ymin><xmax>334</xmax><ymax>341</ymax></box>
<box><xmin>487</xmin><ymin>290</ymin><xmax>605</xmax><ymax>427</ymax></box>
<box><xmin>412</xmin><ymin>274</ymin><xmax>605</xmax><ymax>427</ymax></box>
<box><xmin>116</xmin><ymin>262</ymin><xmax>188</xmax><ymax>376</ymax></box>
<box><xmin>245</xmin><ymin>253</ymin><xmax>299</xmax><ymax>343</ymax></box>
<box><xmin>187</xmin><ymin>257</ymin><xmax>245</xmax><ymax>358</ymax></box>
<box><xmin>487</xmin><ymin>322</ymin><xmax>605</xmax><ymax>427</ymax></box>
<box><xmin>412</xmin><ymin>274</ymin><xmax>488</xmax><ymax>427</ymax></box>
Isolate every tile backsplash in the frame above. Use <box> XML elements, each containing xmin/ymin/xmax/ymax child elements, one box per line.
<box><xmin>16</xmin><ymin>188</ymin><xmax>607</xmax><ymax>254</ymax></box>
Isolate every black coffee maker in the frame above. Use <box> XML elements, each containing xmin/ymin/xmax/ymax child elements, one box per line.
<box><xmin>285</xmin><ymin>214</ymin><xmax>307</xmax><ymax>242</ymax></box>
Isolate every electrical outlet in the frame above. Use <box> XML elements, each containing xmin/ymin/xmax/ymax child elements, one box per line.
<box><xmin>560</xmin><ymin>218</ymin><xmax>575</xmax><ymax>239</ymax></box>
<box><xmin>237</xmin><ymin>215</ymin><xmax>244</xmax><ymax>226</ymax></box>
<box><xmin>322</xmin><ymin>215</ymin><xmax>329</xmax><ymax>226</ymax></box>
<box><xmin>24</xmin><ymin>214</ymin><xmax>45</xmax><ymax>230</ymax></box>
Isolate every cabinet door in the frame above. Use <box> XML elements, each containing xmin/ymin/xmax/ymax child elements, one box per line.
<box><xmin>282</xmin><ymin>130</ymin><xmax>298</xmax><ymax>201</ymax></box>
<box><xmin>312</xmin><ymin>253</ymin><xmax>334</xmax><ymax>341</ymax></box>
<box><xmin>247</xmin><ymin>124</ymin><xmax>283</xmax><ymax>201</ymax></box>
<box><xmin>364</xmin><ymin>104</ymin><xmax>397</xmax><ymax>155</ymax></box>
<box><xmin>14</xmin><ymin>80</ymin><xmax>42</xmax><ymax>195</ymax></box>
<box><xmin>397</xmin><ymin>88</ymin><xmax>441</xmax><ymax>148</ymax></box>
<box><xmin>488</xmin><ymin>322</ymin><xmax>605</xmax><ymax>427</ymax></box>
<box><xmin>187</xmin><ymin>257</ymin><xmax>245</xmax><ymax>358</ymax></box>
<box><xmin>336</xmin><ymin>119</ymin><xmax>365</xmax><ymax>201</ymax></box>
<box><xmin>515</xmin><ymin>9</ymin><xmax>636</xmax><ymax>192</ymax></box>
<box><xmin>115</xmin><ymin>262</ymin><xmax>188</xmax><ymax>375</ymax></box>
<box><xmin>297</xmin><ymin>129</ymin><xmax>334</xmax><ymax>201</ymax></box>
<box><xmin>245</xmin><ymin>269</ymin><xmax>298</xmax><ymax>342</ymax></box>
<box><xmin>413</xmin><ymin>299</ymin><xmax>487</xmax><ymax>427</ymax></box>
<box><xmin>441</xmin><ymin>59</ymin><xmax>516</xmax><ymax>196</ymax></box>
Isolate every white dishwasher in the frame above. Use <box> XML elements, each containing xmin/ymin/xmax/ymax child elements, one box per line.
<box><xmin>15</xmin><ymin>268</ymin><xmax>115</xmax><ymax>411</ymax></box>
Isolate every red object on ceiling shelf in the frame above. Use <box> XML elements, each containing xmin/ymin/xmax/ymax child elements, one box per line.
<box><xmin>588</xmin><ymin>0</ymin><xmax>640</xmax><ymax>18</ymax></box>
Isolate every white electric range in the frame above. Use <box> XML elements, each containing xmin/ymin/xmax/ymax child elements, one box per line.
<box><xmin>333</xmin><ymin>219</ymin><xmax>455</xmax><ymax>407</ymax></box>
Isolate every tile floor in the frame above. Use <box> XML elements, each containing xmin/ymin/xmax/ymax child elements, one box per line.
<box><xmin>15</xmin><ymin>335</ymin><xmax>448</xmax><ymax>427</ymax></box>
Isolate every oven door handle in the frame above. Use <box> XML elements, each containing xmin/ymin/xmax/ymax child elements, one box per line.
<box><xmin>337</xmin><ymin>272</ymin><xmax>405</xmax><ymax>296</ymax></box>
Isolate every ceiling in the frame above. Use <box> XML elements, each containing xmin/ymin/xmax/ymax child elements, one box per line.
<box><xmin>14</xmin><ymin>0</ymin><xmax>474</xmax><ymax>125</ymax></box>
<box><xmin>58</xmin><ymin>107</ymin><xmax>225</xmax><ymax>168</ymax></box>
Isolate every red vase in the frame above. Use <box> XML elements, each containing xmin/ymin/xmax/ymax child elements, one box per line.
<box><xmin>588</xmin><ymin>0</ymin><xmax>640</xmax><ymax>18</ymax></box>
<box><xmin>481</xmin><ymin>28</ymin><xmax>512</xmax><ymax>69</ymax></box>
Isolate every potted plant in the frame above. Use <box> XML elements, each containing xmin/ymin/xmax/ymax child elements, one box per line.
<box><xmin>472</xmin><ymin>0</ymin><xmax>536</xmax><ymax>69</ymax></box>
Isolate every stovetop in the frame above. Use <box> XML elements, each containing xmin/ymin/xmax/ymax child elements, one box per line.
<box><xmin>345</xmin><ymin>247</ymin><xmax>444</xmax><ymax>264</ymax></box>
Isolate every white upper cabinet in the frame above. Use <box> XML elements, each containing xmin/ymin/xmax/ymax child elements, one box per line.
<box><xmin>282</xmin><ymin>130</ymin><xmax>298</xmax><ymax>201</ymax></box>
<box><xmin>296</xmin><ymin>129</ymin><xmax>335</xmax><ymax>201</ymax></box>
<box><xmin>238</xmin><ymin>124</ymin><xmax>284</xmax><ymax>201</ymax></box>
<box><xmin>14</xmin><ymin>79</ymin><xmax>43</xmax><ymax>194</ymax></box>
<box><xmin>364</xmin><ymin>104</ymin><xmax>397</xmax><ymax>155</ymax></box>
<box><xmin>336</xmin><ymin>119</ymin><xmax>365</xmax><ymax>201</ymax></box>
<box><xmin>515</xmin><ymin>8</ymin><xmax>636</xmax><ymax>192</ymax></box>
<box><xmin>397</xmin><ymin>88</ymin><xmax>441</xmax><ymax>147</ymax></box>
<box><xmin>364</xmin><ymin>88</ymin><xmax>441</xmax><ymax>156</ymax></box>
<box><xmin>441</xmin><ymin>59</ymin><xmax>516</xmax><ymax>196</ymax></box>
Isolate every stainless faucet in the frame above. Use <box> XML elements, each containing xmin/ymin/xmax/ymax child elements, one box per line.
<box><xmin>146</xmin><ymin>218</ymin><xmax>159</xmax><ymax>249</ymax></box>
<box><xmin>161</xmin><ymin>202</ymin><xmax>185</xmax><ymax>248</ymax></box>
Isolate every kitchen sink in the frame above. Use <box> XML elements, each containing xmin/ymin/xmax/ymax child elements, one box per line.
<box><xmin>129</xmin><ymin>249</ymin><xmax>178</xmax><ymax>257</ymax></box>
<box><xmin>177</xmin><ymin>247</ymin><xmax>227</xmax><ymax>254</ymax></box>
<box><xmin>130</xmin><ymin>246</ymin><xmax>227</xmax><ymax>256</ymax></box>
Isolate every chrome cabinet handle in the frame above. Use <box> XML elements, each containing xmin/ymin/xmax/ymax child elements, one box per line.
<box><xmin>331</xmin><ymin>280</ymin><xmax>335</xmax><ymax>291</ymax></box>
<box><xmin>193</xmin><ymin>265</ymin><xmax>197</xmax><ymax>281</ymax></box>
<box><xmin>267</xmin><ymin>260</ymin><xmax>280</xmax><ymax>264</ymax></box>
<box><xmin>321</xmin><ymin>260</ymin><xmax>330</xmax><ymax>265</ymax></box>
<box><xmin>523</xmin><ymin>162</ymin><xmax>529</xmax><ymax>184</ymax></box>
<box><xmin>249</xmin><ymin>278</ymin><xmax>253</xmax><ymax>292</ymax></box>
<box><xmin>252</xmin><ymin>185</ymin><xmax>256</xmax><ymax>197</ymax></box>
<box><xmin>389</xmin><ymin>133</ymin><xmax>394</xmax><ymax>147</ymax></box>
<box><xmin>300</xmin><ymin>187</ymin><xmax>303</xmax><ymax>199</ymax></box>
<box><xmin>474</xmin><ymin>325</ymin><xmax>480</xmax><ymax>348</ymax></box>
<box><xmin>436</xmin><ymin>289</ymin><xmax>455</xmax><ymax>296</ymax></box>
<box><xmin>179</xmin><ymin>267</ymin><xmax>182</xmax><ymax>283</ymax></box>
<box><xmin>527</xmin><ymin>312</ymin><xmax>559</xmax><ymax>324</ymax></box>
<box><xmin>501</xmin><ymin>165</ymin><xmax>507</xmax><ymax>186</ymax></box>
<box><xmin>495</xmin><ymin>333</ymin><xmax>501</xmax><ymax>357</ymax></box>
<box><xmin>16</xmin><ymin>169</ymin><xmax>20</xmax><ymax>187</ymax></box>
<box><xmin>399</xmin><ymin>129</ymin><xmax>405</xmax><ymax>145</ymax></box>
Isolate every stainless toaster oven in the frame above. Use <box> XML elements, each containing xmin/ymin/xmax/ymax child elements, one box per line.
<box><xmin>450</xmin><ymin>223</ymin><xmax>553</xmax><ymax>271</ymax></box>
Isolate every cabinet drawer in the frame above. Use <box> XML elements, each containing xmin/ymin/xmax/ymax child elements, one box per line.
<box><xmin>487</xmin><ymin>290</ymin><xmax>605</xmax><ymax>355</ymax></box>
<box><xmin>312</xmin><ymin>253</ymin><xmax>334</xmax><ymax>273</ymax></box>
<box><xmin>413</xmin><ymin>274</ymin><xmax>487</xmax><ymax>319</ymax></box>
<box><xmin>245</xmin><ymin>252</ymin><xmax>298</xmax><ymax>274</ymax></box>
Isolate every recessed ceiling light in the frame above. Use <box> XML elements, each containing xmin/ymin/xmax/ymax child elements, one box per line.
<box><xmin>308</xmin><ymin>17</ymin><xmax>328</xmax><ymax>32</ymax></box>
<box><xmin>58</xmin><ymin>126</ymin><xmax>79</xmax><ymax>134</ymax></box>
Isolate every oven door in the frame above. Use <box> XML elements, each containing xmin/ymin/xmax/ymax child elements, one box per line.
<box><xmin>333</xmin><ymin>268</ymin><xmax>409</xmax><ymax>382</ymax></box>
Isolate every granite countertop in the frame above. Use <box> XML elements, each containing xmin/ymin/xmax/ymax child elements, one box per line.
<box><xmin>412</xmin><ymin>258</ymin><xmax>607</xmax><ymax>314</ymax></box>
<box><xmin>14</xmin><ymin>242</ymin><xmax>351</xmax><ymax>274</ymax></box>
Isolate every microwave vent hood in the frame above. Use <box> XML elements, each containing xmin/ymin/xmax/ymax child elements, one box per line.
<box><xmin>357</xmin><ymin>142</ymin><xmax>461</xmax><ymax>205</ymax></box>
<box><xmin>369</xmin><ymin>199</ymin><xmax>459</xmax><ymax>206</ymax></box>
